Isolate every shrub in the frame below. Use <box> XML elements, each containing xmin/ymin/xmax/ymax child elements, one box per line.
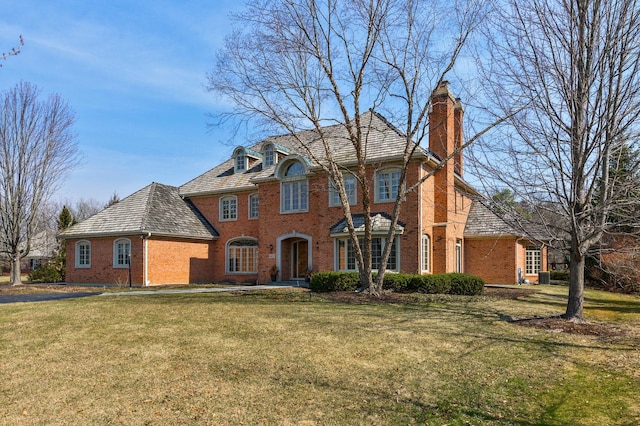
<box><xmin>409</xmin><ymin>274</ymin><xmax>453</xmax><ymax>294</ymax></box>
<box><xmin>28</xmin><ymin>262</ymin><xmax>63</xmax><ymax>283</ymax></box>
<box><xmin>381</xmin><ymin>273</ymin><xmax>411</xmax><ymax>292</ymax></box>
<box><xmin>550</xmin><ymin>270</ymin><xmax>570</xmax><ymax>281</ymax></box>
<box><xmin>309</xmin><ymin>272</ymin><xmax>359</xmax><ymax>292</ymax></box>
<box><xmin>448</xmin><ymin>273</ymin><xmax>485</xmax><ymax>295</ymax></box>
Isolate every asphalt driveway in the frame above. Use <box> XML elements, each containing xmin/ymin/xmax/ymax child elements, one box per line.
<box><xmin>0</xmin><ymin>292</ymin><xmax>100</xmax><ymax>304</ymax></box>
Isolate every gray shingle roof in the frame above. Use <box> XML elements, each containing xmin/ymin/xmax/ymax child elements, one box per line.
<box><xmin>59</xmin><ymin>183</ymin><xmax>218</xmax><ymax>240</ymax></box>
<box><xmin>180</xmin><ymin>110</ymin><xmax>431</xmax><ymax>196</ymax></box>
<box><xmin>464</xmin><ymin>201</ymin><xmax>522</xmax><ymax>237</ymax></box>
<box><xmin>464</xmin><ymin>200</ymin><xmax>550</xmax><ymax>241</ymax></box>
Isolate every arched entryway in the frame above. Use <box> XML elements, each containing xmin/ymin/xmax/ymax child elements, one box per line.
<box><xmin>276</xmin><ymin>231</ymin><xmax>313</xmax><ymax>281</ymax></box>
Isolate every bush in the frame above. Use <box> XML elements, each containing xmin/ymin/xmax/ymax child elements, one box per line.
<box><xmin>381</xmin><ymin>273</ymin><xmax>411</xmax><ymax>292</ymax></box>
<box><xmin>309</xmin><ymin>272</ymin><xmax>359</xmax><ymax>292</ymax></box>
<box><xmin>28</xmin><ymin>262</ymin><xmax>63</xmax><ymax>283</ymax></box>
<box><xmin>310</xmin><ymin>271</ymin><xmax>484</xmax><ymax>295</ymax></box>
<box><xmin>448</xmin><ymin>273</ymin><xmax>485</xmax><ymax>295</ymax></box>
<box><xmin>409</xmin><ymin>274</ymin><xmax>453</xmax><ymax>294</ymax></box>
<box><xmin>550</xmin><ymin>270</ymin><xmax>570</xmax><ymax>281</ymax></box>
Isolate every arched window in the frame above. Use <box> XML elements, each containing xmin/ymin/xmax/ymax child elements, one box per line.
<box><xmin>113</xmin><ymin>238</ymin><xmax>131</xmax><ymax>268</ymax></box>
<box><xmin>220</xmin><ymin>195</ymin><xmax>238</xmax><ymax>221</ymax></box>
<box><xmin>279</xmin><ymin>160</ymin><xmax>308</xmax><ymax>213</ymax></box>
<box><xmin>263</xmin><ymin>143</ymin><xmax>275</xmax><ymax>167</ymax></box>
<box><xmin>76</xmin><ymin>240</ymin><xmax>91</xmax><ymax>268</ymax></box>
<box><xmin>234</xmin><ymin>148</ymin><xmax>247</xmax><ymax>173</ymax></box>
<box><xmin>226</xmin><ymin>238</ymin><xmax>258</xmax><ymax>274</ymax></box>
<box><xmin>422</xmin><ymin>235</ymin><xmax>431</xmax><ymax>272</ymax></box>
<box><xmin>375</xmin><ymin>168</ymin><xmax>402</xmax><ymax>202</ymax></box>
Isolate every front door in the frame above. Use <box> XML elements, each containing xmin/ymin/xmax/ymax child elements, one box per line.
<box><xmin>291</xmin><ymin>240</ymin><xmax>308</xmax><ymax>279</ymax></box>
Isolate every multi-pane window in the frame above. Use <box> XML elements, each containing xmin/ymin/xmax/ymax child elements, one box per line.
<box><xmin>249</xmin><ymin>193</ymin><xmax>259</xmax><ymax>219</ymax></box>
<box><xmin>263</xmin><ymin>144</ymin><xmax>275</xmax><ymax>167</ymax></box>
<box><xmin>235</xmin><ymin>151</ymin><xmax>247</xmax><ymax>172</ymax></box>
<box><xmin>114</xmin><ymin>239</ymin><xmax>131</xmax><ymax>268</ymax></box>
<box><xmin>227</xmin><ymin>238</ymin><xmax>258</xmax><ymax>273</ymax></box>
<box><xmin>526</xmin><ymin>246</ymin><xmax>541</xmax><ymax>275</ymax></box>
<box><xmin>220</xmin><ymin>196</ymin><xmax>237</xmax><ymax>221</ymax></box>
<box><xmin>76</xmin><ymin>241</ymin><xmax>91</xmax><ymax>268</ymax></box>
<box><xmin>335</xmin><ymin>237</ymin><xmax>398</xmax><ymax>271</ymax></box>
<box><xmin>281</xmin><ymin>161</ymin><xmax>308</xmax><ymax>213</ymax></box>
<box><xmin>329</xmin><ymin>175</ymin><xmax>357</xmax><ymax>206</ymax></box>
<box><xmin>376</xmin><ymin>169</ymin><xmax>401</xmax><ymax>202</ymax></box>
<box><xmin>422</xmin><ymin>235</ymin><xmax>430</xmax><ymax>272</ymax></box>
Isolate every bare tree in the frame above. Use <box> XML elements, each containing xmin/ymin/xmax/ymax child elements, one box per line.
<box><xmin>470</xmin><ymin>0</ymin><xmax>640</xmax><ymax>319</ymax></box>
<box><xmin>0</xmin><ymin>82</ymin><xmax>79</xmax><ymax>285</ymax></box>
<box><xmin>1</xmin><ymin>35</ymin><xmax>23</xmax><ymax>67</ymax></box>
<box><xmin>209</xmin><ymin>0</ymin><xmax>496</xmax><ymax>295</ymax></box>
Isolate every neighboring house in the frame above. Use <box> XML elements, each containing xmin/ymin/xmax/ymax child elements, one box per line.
<box><xmin>59</xmin><ymin>82</ymin><xmax>548</xmax><ymax>285</ymax></box>
<box><xmin>23</xmin><ymin>229</ymin><xmax>58</xmax><ymax>272</ymax></box>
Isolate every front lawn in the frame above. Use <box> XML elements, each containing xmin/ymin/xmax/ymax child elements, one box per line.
<box><xmin>0</xmin><ymin>285</ymin><xmax>638</xmax><ymax>425</ymax></box>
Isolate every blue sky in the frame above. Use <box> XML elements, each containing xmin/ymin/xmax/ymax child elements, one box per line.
<box><xmin>1</xmin><ymin>0</ymin><xmax>244</xmax><ymax>204</ymax></box>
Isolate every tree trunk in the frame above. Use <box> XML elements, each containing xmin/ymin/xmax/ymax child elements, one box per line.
<box><xmin>11</xmin><ymin>254</ymin><xmax>22</xmax><ymax>286</ymax></box>
<box><xmin>565</xmin><ymin>249</ymin><xmax>585</xmax><ymax>320</ymax></box>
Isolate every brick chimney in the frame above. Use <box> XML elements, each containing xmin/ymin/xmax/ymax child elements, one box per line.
<box><xmin>428</xmin><ymin>81</ymin><xmax>464</xmax><ymax>273</ymax></box>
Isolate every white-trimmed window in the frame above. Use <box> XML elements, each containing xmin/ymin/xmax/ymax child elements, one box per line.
<box><xmin>263</xmin><ymin>144</ymin><xmax>275</xmax><ymax>167</ymax></box>
<box><xmin>421</xmin><ymin>235</ymin><xmax>430</xmax><ymax>272</ymax></box>
<box><xmin>234</xmin><ymin>148</ymin><xmax>247</xmax><ymax>173</ymax></box>
<box><xmin>227</xmin><ymin>238</ymin><xmax>258</xmax><ymax>274</ymax></box>
<box><xmin>526</xmin><ymin>246</ymin><xmax>541</xmax><ymax>275</ymax></box>
<box><xmin>375</xmin><ymin>169</ymin><xmax>402</xmax><ymax>202</ymax></box>
<box><xmin>76</xmin><ymin>240</ymin><xmax>91</xmax><ymax>268</ymax></box>
<box><xmin>220</xmin><ymin>195</ymin><xmax>238</xmax><ymax>221</ymax></box>
<box><xmin>281</xmin><ymin>161</ymin><xmax>308</xmax><ymax>213</ymax></box>
<box><xmin>456</xmin><ymin>239</ymin><xmax>463</xmax><ymax>273</ymax></box>
<box><xmin>248</xmin><ymin>193</ymin><xmax>259</xmax><ymax>219</ymax></box>
<box><xmin>329</xmin><ymin>175</ymin><xmax>357</xmax><ymax>206</ymax></box>
<box><xmin>335</xmin><ymin>237</ymin><xmax>398</xmax><ymax>272</ymax></box>
<box><xmin>114</xmin><ymin>238</ymin><xmax>131</xmax><ymax>268</ymax></box>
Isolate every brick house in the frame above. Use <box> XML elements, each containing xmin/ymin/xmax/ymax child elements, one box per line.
<box><xmin>59</xmin><ymin>82</ymin><xmax>548</xmax><ymax>285</ymax></box>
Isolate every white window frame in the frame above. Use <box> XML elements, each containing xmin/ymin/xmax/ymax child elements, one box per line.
<box><xmin>329</xmin><ymin>174</ymin><xmax>357</xmax><ymax>207</ymax></box>
<box><xmin>248</xmin><ymin>193</ymin><xmax>259</xmax><ymax>219</ymax></box>
<box><xmin>234</xmin><ymin>149</ymin><xmax>247</xmax><ymax>173</ymax></box>
<box><xmin>526</xmin><ymin>246</ymin><xmax>541</xmax><ymax>275</ymax></box>
<box><xmin>226</xmin><ymin>238</ymin><xmax>258</xmax><ymax>274</ymax></box>
<box><xmin>456</xmin><ymin>238</ymin><xmax>463</xmax><ymax>273</ymax></box>
<box><xmin>421</xmin><ymin>235</ymin><xmax>431</xmax><ymax>272</ymax></box>
<box><xmin>113</xmin><ymin>238</ymin><xmax>131</xmax><ymax>268</ymax></box>
<box><xmin>280</xmin><ymin>161</ymin><xmax>308</xmax><ymax>213</ymax></box>
<box><xmin>263</xmin><ymin>144</ymin><xmax>275</xmax><ymax>167</ymax></box>
<box><xmin>334</xmin><ymin>236</ymin><xmax>399</xmax><ymax>272</ymax></box>
<box><xmin>75</xmin><ymin>240</ymin><xmax>91</xmax><ymax>268</ymax></box>
<box><xmin>375</xmin><ymin>168</ymin><xmax>402</xmax><ymax>203</ymax></box>
<box><xmin>220</xmin><ymin>195</ymin><xmax>238</xmax><ymax>221</ymax></box>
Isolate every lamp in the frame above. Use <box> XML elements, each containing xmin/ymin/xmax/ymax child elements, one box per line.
<box><xmin>268</xmin><ymin>243</ymin><xmax>273</xmax><ymax>252</ymax></box>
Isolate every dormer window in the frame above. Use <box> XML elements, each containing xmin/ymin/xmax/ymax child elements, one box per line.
<box><xmin>263</xmin><ymin>144</ymin><xmax>275</xmax><ymax>167</ymax></box>
<box><xmin>234</xmin><ymin>148</ymin><xmax>247</xmax><ymax>173</ymax></box>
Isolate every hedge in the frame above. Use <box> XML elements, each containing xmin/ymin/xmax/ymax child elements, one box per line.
<box><xmin>310</xmin><ymin>271</ymin><xmax>484</xmax><ymax>295</ymax></box>
<box><xmin>550</xmin><ymin>270</ymin><xmax>570</xmax><ymax>281</ymax></box>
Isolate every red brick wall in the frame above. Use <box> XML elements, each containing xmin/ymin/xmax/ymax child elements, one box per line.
<box><xmin>66</xmin><ymin>236</ymin><xmax>143</xmax><ymax>285</ymax></box>
<box><xmin>465</xmin><ymin>237</ymin><xmax>548</xmax><ymax>284</ymax></box>
<box><xmin>465</xmin><ymin>237</ymin><xmax>518</xmax><ymax>284</ymax></box>
<box><xmin>146</xmin><ymin>238</ymin><xmax>214</xmax><ymax>285</ymax></box>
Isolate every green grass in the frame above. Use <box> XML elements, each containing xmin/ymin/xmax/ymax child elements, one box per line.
<box><xmin>0</xmin><ymin>286</ymin><xmax>638</xmax><ymax>425</ymax></box>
